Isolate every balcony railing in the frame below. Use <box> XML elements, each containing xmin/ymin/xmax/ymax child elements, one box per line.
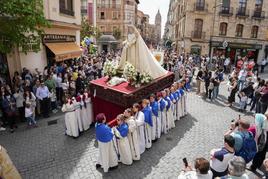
<box><xmin>194</xmin><ymin>3</ymin><xmax>208</xmax><ymax>11</ymax></box>
<box><xmin>252</xmin><ymin>10</ymin><xmax>265</xmax><ymax>19</ymax></box>
<box><xmin>191</xmin><ymin>31</ymin><xmax>206</xmax><ymax>40</ymax></box>
<box><xmin>219</xmin><ymin>7</ymin><xmax>233</xmax><ymax>16</ymax></box>
<box><xmin>236</xmin><ymin>8</ymin><xmax>249</xmax><ymax>17</ymax></box>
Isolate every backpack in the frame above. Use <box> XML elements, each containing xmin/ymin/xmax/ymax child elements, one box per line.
<box><xmin>257</xmin><ymin>129</ymin><xmax>266</xmax><ymax>152</ymax></box>
<box><xmin>236</xmin><ymin>132</ymin><xmax>257</xmax><ymax>163</ymax></box>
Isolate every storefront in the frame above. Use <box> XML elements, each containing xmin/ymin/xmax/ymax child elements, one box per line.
<box><xmin>43</xmin><ymin>34</ymin><xmax>82</xmax><ymax>65</ymax></box>
<box><xmin>212</xmin><ymin>41</ymin><xmax>262</xmax><ymax>63</ymax></box>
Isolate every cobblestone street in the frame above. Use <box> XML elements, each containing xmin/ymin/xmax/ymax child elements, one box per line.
<box><xmin>0</xmin><ymin>78</ymin><xmax>261</xmax><ymax>179</ymax></box>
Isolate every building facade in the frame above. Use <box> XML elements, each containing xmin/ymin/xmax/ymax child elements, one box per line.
<box><xmin>167</xmin><ymin>0</ymin><xmax>268</xmax><ymax>62</ymax></box>
<box><xmin>95</xmin><ymin>0</ymin><xmax>139</xmax><ymax>41</ymax></box>
<box><xmin>155</xmin><ymin>10</ymin><xmax>162</xmax><ymax>43</ymax></box>
<box><xmin>7</xmin><ymin>0</ymin><xmax>81</xmax><ymax>78</ymax></box>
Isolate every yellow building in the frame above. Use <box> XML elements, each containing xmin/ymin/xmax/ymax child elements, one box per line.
<box><xmin>7</xmin><ymin>0</ymin><xmax>82</xmax><ymax>78</ymax></box>
<box><xmin>166</xmin><ymin>0</ymin><xmax>268</xmax><ymax>63</ymax></box>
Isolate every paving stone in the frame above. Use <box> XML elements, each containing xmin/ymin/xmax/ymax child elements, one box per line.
<box><xmin>0</xmin><ymin>77</ymin><xmax>260</xmax><ymax>178</ymax></box>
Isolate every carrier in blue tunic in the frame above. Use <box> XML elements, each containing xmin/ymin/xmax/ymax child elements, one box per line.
<box><xmin>150</xmin><ymin>101</ymin><xmax>159</xmax><ymax>117</ymax></box>
<box><xmin>172</xmin><ymin>92</ymin><xmax>178</xmax><ymax>102</ymax></box>
<box><xmin>179</xmin><ymin>88</ymin><xmax>185</xmax><ymax>96</ymax></box>
<box><xmin>159</xmin><ymin>99</ymin><xmax>166</xmax><ymax>112</ymax></box>
<box><xmin>116</xmin><ymin>123</ymin><xmax>129</xmax><ymax>138</ymax></box>
<box><xmin>95</xmin><ymin>123</ymin><xmax>114</xmax><ymax>143</ymax></box>
<box><xmin>142</xmin><ymin>106</ymin><xmax>153</xmax><ymax>127</ymax></box>
<box><xmin>176</xmin><ymin>90</ymin><xmax>181</xmax><ymax>100</ymax></box>
<box><xmin>164</xmin><ymin>97</ymin><xmax>171</xmax><ymax>110</ymax></box>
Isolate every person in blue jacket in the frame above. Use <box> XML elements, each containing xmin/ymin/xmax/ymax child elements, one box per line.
<box><xmin>95</xmin><ymin>113</ymin><xmax>118</xmax><ymax>172</ymax></box>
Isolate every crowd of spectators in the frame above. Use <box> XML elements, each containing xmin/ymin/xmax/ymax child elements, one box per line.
<box><xmin>0</xmin><ymin>51</ymin><xmax>121</xmax><ymax>132</ymax></box>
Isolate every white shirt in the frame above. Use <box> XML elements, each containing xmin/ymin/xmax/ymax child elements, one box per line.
<box><xmin>25</xmin><ymin>107</ymin><xmax>33</xmax><ymax>118</ymax></box>
<box><xmin>178</xmin><ymin>170</ymin><xmax>213</xmax><ymax>179</ymax></box>
<box><xmin>13</xmin><ymin>92</ymin><xmax>24</xmax><ymax>108</ymax></box>
<box><xmin>224</xmin><ymin>58</ymin><xmax>230</xmax><ymax>66</ymax></box>
<box><xmin>262</xmin><ymin>59</ymin><xmax>266</xmax><ymax>66</ymax></box>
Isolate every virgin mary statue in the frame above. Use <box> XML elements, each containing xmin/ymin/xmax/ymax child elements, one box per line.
<box><xmin>117</xmin><ymin>26</ymin><xmax>167</xmax><ymax>79</ymax></box>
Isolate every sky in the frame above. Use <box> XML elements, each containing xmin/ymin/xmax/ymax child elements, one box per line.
<box><xmin>138</xmin><ymin>0</ymin><xmax>170</xmax><ymax>37</ymax></box>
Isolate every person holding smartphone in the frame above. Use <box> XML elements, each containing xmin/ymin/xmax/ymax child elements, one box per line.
<box><xmin>178</xmin><ymin>157</ymin><xmax>212</xmax><ymax>179</ymax></box>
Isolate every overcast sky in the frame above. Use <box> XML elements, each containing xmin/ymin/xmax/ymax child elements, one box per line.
<box><xmin>138</xmin><ymin>0</ymin><xmax>170</xmax><ymax>37</ymax></box>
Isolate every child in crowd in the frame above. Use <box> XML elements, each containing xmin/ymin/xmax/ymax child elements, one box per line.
<box><xmin>50</xmin><ymin>89</ymin><xmax>58</xmax><ymax>114</ymax></box>
<box><xmin>25</xmin><ymin>103</ymin><xmax>37</xmax><ymax>127</ymax></box>
<box><xmin>239</xmin><ymin>92</ymin><xmax>247</xmax><ymax>112</ymax></box>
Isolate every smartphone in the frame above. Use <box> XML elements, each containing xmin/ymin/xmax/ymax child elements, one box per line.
<box><xmin>183</xmin><ymin>158</ymin><xmax>188</xmax><ymax>167</ymax></box>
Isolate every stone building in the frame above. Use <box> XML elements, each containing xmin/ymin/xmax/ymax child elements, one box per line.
<box><xmin>155</xmin><ymin>10</ymin><xmax>162</xmax><ymax>43</ymax></box>
<box><xmin>5</xmin><ymin>0</ymin><xmax>82</xmax><ymax>79</ymax></box>
<box><xmin>95</xmin><ymin>0</ymin><xmax>139</xmax><ymax>41</ymax></box>
<box><xmin>166</xmin><ymin>0</ymin><xmax>268</xmax><ymax>62</ymax></box>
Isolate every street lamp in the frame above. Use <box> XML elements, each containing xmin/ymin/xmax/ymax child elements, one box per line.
<box><xmin>209</xmin><ymin>1</ymin><xmax>223</xmax><ymax>58</ymax></box>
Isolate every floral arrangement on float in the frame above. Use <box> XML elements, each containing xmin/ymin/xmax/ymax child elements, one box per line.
<box><xmin>103</xmin><ymin>60</ymin><xmax>117</xmax><ymax>79</ymax></box>
<box><xmin>103</xmin><ymin>61</ymin><xmax>153</xmax><ymax>87</ymax></box>
<box><xmin>123</xmin><ymin>62</ymin><xmax>152</xmax><ymax>87</ymax></box>
<box><xmin>123</xmin><ymin>62</ymin><xmax>138</xmax><ymax>86</ymax></box>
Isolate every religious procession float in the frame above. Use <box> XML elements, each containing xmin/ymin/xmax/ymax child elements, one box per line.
<box><xmin>90</xmin><ymin>26</ymin><xmax>174</xmax><ymax>121</ymax></box>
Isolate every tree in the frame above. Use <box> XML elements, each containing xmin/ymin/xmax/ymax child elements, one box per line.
<box><xmin>113</xmin><ymin>28</ymin><xmax>121</xmax><ymax>40</ymax></box>
<box><xmin>81</xmin><ymin>17</ymin><xmax>101</xmax><ymax>40</ymax></box>
<box><xmin>0</xmin><ymin>0</ymin><xmax>50</xmax><ymax>53</ymax></box>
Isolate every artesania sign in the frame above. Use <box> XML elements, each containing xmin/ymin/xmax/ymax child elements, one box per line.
<box><xmin>43</xmin><ymin>34</ymin><xmax>76</xmax><ymax>43</ymax></box>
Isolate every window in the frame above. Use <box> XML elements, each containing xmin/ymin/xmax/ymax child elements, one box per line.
<box><xmin>100</xmin><ymin>12</ymin><xmax>105</xmax><ymax>19</ymax></box>
<box><xmin>193</xmin><ymin>19</ymin><xmax>203</xmax><ymax>38</ymax></box>
<box><xmin>219</xmin><ymin>22</ymin><xmax>228</xmax><ymax>36</ymax></box>
<box><xmin>222</xmin><ymin>0</ymin><xmax>230</xmax><ymax>13</ymax></box>
<box><xmin>112</xmin><ymin>11</ymin><xmax>118</xmax><ymax>19</ymax></box>
<box><xmin>255</xmin><ymin>0</ymin><xmax>263</xmax><ymax>11</ymax></box>
<box><xmin>113</xmin><ymin>26</ymin><xmax>118</xmax><ymax>31</ymax></box>
<box><xmin>251</xmin><ymin>26</ymin><xmax>258</xmax><ymax>38</ymax></box>
<box><xmin>100</xmin><ymin>26</ymin><xmax>105</xmax><ymax>31</ymax></box>
<box><xmin>196</xmin><ymin>0</ymin><xmax>205</xmax><ymax>6</ymax></box>
<box><xmin>236</xmin><ymin>24</ymin><xmax>243</xmax><ymax>37</ymax></box>
<box><xmin>59</xmin><ymin>0</ymin><xmax>74</xmax><ymax>16</ymax></box>
<box><xmin>196</xmin><ymin>0</ymin><xmax>205</xmax><ymax>10</ymax></box>
<box><xmin>238</xmin><ymin>0</ymin><xmax>247</xmax><ymax>14</ymax></box>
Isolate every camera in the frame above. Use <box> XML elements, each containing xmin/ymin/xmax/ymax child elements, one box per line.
<box><xmin>183</xmin><ymin>158</ymin><xmax>188</xmax><ymax>167</ymax></box>
<box><xmin>231</xmin><ymin>115</ymin><xmax>241</xmax><ymax>127</ymax></box>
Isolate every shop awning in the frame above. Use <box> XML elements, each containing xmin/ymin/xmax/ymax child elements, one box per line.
<box><xmin>45</xmin><ymin>42</ymin><xmax>82</xmax><ymax>62</ymax></box>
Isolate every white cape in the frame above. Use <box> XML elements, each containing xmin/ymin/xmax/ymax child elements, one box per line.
<box><xmin>118</xmin><ymin>27</ymin><xmax>167</xmax><ymax>79</ymax></box>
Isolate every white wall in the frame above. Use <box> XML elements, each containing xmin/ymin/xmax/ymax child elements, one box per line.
<box><xmin>44</xmin><ymin>0</ymin><xmax>81</xmax><ymax>26</ymax></box>
<box><xmin>19</xmin><ymin>46</ymin><xmax>47</xmax><ymax>73</ymax></box>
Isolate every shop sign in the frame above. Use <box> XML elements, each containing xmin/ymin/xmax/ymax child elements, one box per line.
<box><xmin>43</xmin><ymin>34</ymin><xmax>76</xmax><ymax>43</ymax></box>
<box><xmin>212</xmin><ymin>41</ymin><xmax>262</xmax><ymax>49</ymax></box>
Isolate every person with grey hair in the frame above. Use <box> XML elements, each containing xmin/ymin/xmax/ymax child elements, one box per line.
<box><xmin>227</xmin><ymin>156</ymin><xmax>249</xmax><ymax>179</ymax></box>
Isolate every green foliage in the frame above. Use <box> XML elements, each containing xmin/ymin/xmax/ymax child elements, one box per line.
<box><xmin>81</xmin><ymin>17</ymin><xmax>101</xmax><ymax>40</ymax></box>
<box><xmin>0</xmin><ymin>0</ymin><xmax>50</xmax><ymax>53</ymax></box>
<box><xmin>113</xmin><ymin>28</ymin><xmax>121</xmax><ymax>40</ymax></box>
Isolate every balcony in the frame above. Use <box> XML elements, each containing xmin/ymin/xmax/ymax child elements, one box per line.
<box><xmin>194</xmin><ymin>3</ymin><xmax>208</xmax><ymax>12</ymax></box>
<box><xmin>191</xmin><ymin>31</ymin><xmax>206</xmax><ymax>40</ymax></box>
<box><xmin>252</xmin><ymin>10</ymin><xmax>265</xmax><ymax>19</ymax></box>
<box><xmin>236</xmin><ymin>8</ymin><xmax>249</xmax><ymax>18</ymax></box>
<box><xmin>219</xmin><ymin>7</ymin><xmax>233</xmax><ymax>16</ymax></box>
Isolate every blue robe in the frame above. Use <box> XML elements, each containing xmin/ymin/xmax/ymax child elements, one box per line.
<box><xmin>176</xmin><ymin>90</ymin><xmax>181</xmax><ymax>101</ymax></box>
<box><xmin>164</xmin><ymin>97</ymin><xmax>171</xmax><ymax>110</ymax></box>
<box><xmin>150</xmin><ymin>101</ymin><xmax>159</xmax><ymax>117</ymax></box>
<box><xmin>179</xmin><ymin>88</ymin><xmax>185</xmax><ymax>96</ymax></box>
<box><xmin>142</xmin><ymin>106</ymin><xmax>153</xmax><ymax>127</ymax></box>
<box><xmin>116</xmin><ymin>123</ymin><xmax>129</xmax><ymax>138</ymax></box>
<box><xmin>159</xmin><ymin>99</ymin><xmax>166</xmax><ymax>112</ymax></box>
<box><xmin>95</xmin><ymin>123</ymin><xmax>114</xmax><ymax>143</ymax></box>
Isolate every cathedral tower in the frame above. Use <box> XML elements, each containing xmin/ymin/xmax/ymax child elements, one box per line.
<box><xmin>155</xmin><ymin>9</ymin><xmax>162</xmax><ymax>43</ymax></box>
